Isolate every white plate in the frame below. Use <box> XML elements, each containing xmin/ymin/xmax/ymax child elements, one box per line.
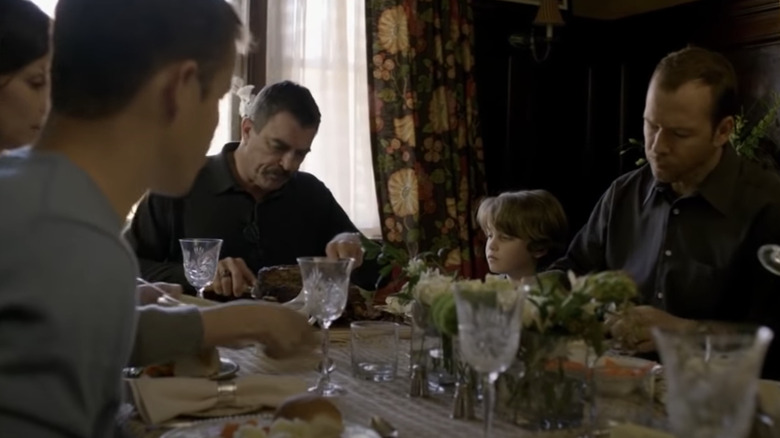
<box><xmin>122</xmin><ymin>357</ymin><xmax>239</xmax><ymax>380</ymax></box>
<box><xmin>159</xmin><ymin>413</ymin><xmax>381</xmax><ymax>438</ymax></box>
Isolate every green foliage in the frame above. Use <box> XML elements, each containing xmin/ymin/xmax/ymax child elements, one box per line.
<box><xmin>731</xmin><ymin>92</ymin><xmax>780</xmax><ymax>162</ymax></box>
<box><xmin>359</xmin><ymin>234</ymin><xmax>448</xmax><ymax>296</ymax></box>
<box><xmin>525</xmin><ymin>270</ymin><xmax>637</xmax><ymax>356</ymax></box>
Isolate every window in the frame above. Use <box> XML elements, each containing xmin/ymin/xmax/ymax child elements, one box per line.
<box><xmin>30</xmin><ymin>0</ymin><xmax>56</xmax><ymax>16</ymax></box>
<box><xmin>208</xmin><ymin>95</ymin><xmax>235</xmax><ymax>155</ymax></box>
<box><xmin>266</xmin><ymin>0</ymin><xmax>380</xmax><ymax>236</ymax></box>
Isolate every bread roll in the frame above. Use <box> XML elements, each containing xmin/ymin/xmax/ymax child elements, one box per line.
<box><xmin>273</xmin><ymin>393</ymin><xmax>343</xmax><ymax>429</ymax></box>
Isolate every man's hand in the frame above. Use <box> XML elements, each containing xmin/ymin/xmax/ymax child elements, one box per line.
<box><xmin>137</xmin><ymin>282</ymin><xmax>183</xmax><ymax>305</ymax></box>
<box><xmin>607</xmin><ymin>305</ymin><xmax>694</xmax><ymax>353</ymax></box>
<box><xmin>200</xmin><ymin>302</ymin><xmax>319</xmax><ymax>359</ymax></box>
<box><xmin>253</xmin><ymin>305</ymin><xmax>320</xmax><ymax>359</ymax></box>
<box><xmin>325</xmin><ymin>232</ymin><xmax>364</xmax><ymax>268</ymax></box>
<box><xmin>212</xmin><ymin>257</ymin><xmax>257</xmax><ymax>297</ymax></box>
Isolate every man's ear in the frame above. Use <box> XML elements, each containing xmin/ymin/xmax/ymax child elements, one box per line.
<box><xmin>241</xmin><ymin>117</ymin><xmax>255</xmax><ymax>141</ymax></box>
<box><xmin>714</xmin><ymin>115</ymin><xmax>734</xmax><ymax>148</ymax></box>
<box><xmin>161</xmin><ymin>60</ymin><xmax>199</xmax><ymax>122</ymax></box>
<box><xmin>532</xmin><ymin>248</ymin><xmax>548</xmax><ymax>260</ymax></box>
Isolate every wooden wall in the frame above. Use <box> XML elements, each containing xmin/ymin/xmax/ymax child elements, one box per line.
<box><xmin>471</xmin><ymin>0</ymin><xmax>780</xmax><ymax>234</ymax></box>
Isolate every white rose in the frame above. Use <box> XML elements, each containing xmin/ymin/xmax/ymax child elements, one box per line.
<box><xmin>405</xmin><ymin>258</ymin><xmax>427</xmax><ymax>277</ymax></box>
<box><xmin>384</xmin><ymin>296</ymin><xmax>412</xmax><ymax>316</ymax></box>
<box><xmin>412</xmin><ymin>269</ymin><xmax>453</xmax><ymax>305</ymax></box>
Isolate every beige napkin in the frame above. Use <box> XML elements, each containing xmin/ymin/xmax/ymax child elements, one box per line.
<box><xmin>127</xmin><ymin>374</ymin><xmax>307</xmax><ymax>425</ymax></box>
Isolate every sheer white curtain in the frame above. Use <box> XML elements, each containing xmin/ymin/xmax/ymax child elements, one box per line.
<box><xmin>266</xmin><ymin>0</ymin><xmax>379</xmax><ymax>235</ymax></box>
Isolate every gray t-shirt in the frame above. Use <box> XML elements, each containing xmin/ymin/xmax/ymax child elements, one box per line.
<box><xmin>0</xmin><ymin>151</ymin><xmax>202</xmax><ymax>437</ymax></box>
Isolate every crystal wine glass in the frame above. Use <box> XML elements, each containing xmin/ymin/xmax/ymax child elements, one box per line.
<box><xmin>454</xmin><ymin>284</ymin><xmax>525</xmax><ymax>438</ymax></box>
<box><xmin>179</xmin><ymin>238</ymin><xmax>222</xmax><ymax>299</ymax></box>
<box><xmin>758</xmin><ymin>244</ymin><xmax>780</xmax><ymax>276</ymax></box>
<box><xmin>297</xmin><ymin>256</ymin><xmax>354</xmax><ymax>397</ymax></box>
<box><xmin>653</xmin><ymin>324</ymin><xmax>774</xmax><ymax>438</ymax></box>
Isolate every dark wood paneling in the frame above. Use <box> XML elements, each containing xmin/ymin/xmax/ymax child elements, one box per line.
<box><xmin>246</xmin><ymin>0</ymin><xmax>267</xmax><ymax>88</ymax></box>
<box><xmin>722</xmin><ymin>0</ymin><xmax>780</xmax><ymax>47</ymax></box>
<box><xmin>472</xmin><ymin>0</ymin><xmax>723</xmax><ymax>233</ymax></box>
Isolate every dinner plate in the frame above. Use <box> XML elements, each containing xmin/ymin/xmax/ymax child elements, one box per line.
<box><xmin>159</xmin><ymin>413</ymin><xmax>381</xmax><ymax>438</ymax></box>
<box><xmin>122</xmin><ymin>357</ymin><xmax>239</xmax><ymax>380</ymax></box>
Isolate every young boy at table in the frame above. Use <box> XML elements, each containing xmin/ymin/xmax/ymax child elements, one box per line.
<box><xmin>476</xmin><ymin>189</ymin><xmax>569</xmax><ymax>282</ymax></box>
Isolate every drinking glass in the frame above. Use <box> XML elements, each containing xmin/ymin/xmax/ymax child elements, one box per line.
<box><xmin>653</xmin><ymin>324</ymin><xmax>774</xmax><ymax>438</ymax></box>
<box><xmin>297</xmin><ymin>256</ymin><xmax>354</xmax><ymax>397</ymax></box>
<box><xmin>758</xmin><ymin>244</ymin><xmax>780</xmax><ymax>276</ymax></box>
<box><xmin>179</xmin><ymin>239</ymin><xmax>222</xmax><ymax>299</ymax></box>
<box><xmin>454</xmin><ymin>284</ymin><xmax>525</xmax><ymax>438</ymax></box>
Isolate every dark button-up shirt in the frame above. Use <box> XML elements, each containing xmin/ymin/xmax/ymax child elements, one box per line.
<box><xmin>123</xmin><ymin>143</ymin><xmax>379</xmax><ymax>294</ymax></box>
<box><xmin>550</xmin><ymin>146</ymin><xmax>780</xmax><ymax>378</ymax></box>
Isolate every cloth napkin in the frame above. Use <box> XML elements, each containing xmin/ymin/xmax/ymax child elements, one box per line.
<box><xmin>127</xmin><ymin>374</ymin><xmax>307</xmax><ymax>425</ymax></box>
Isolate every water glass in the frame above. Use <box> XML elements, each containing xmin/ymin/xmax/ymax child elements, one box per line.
<box><xmin>351</xmin><ymin>321</ymin><xmax>399</xmax><ymax>382</ymax></box>
<box><xmin>179</xmin><ymin>238</ymin><xmax>222</xmax><ymax>298</ymax></box>
<box><xmin>592</xmin><ymin>356</ymin><xmax>660</xmax><ymax>432</ymax></box>
<box><xmin>653</xmin><ymin>324</ymin><xmax>774</xmax><ymax>438</ymax></box>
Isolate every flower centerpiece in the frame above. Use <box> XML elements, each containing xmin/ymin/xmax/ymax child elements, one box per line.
<box><xmin>410</xmin><ymin>268</ymin><xmax>637</xmax><ymax>430</ymax></box>
<box><xmin>498</xmin><ymin>269</ymin><xmax>638</xmax><ymax>431</ymax></box>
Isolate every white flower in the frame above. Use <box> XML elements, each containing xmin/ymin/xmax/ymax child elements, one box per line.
<box><xmin>483</xmin><ymin>274</ymin><xmax>517</xmax><ymax>293</ymax></box>
<box><xmin>384</xmin><ymin>296</ymin><xmax>412</xmax><ymax>316</ymax></box>
<box><xmin>567</xmin><ymin>270</ymin><xmax>585</xmax><ymax>292</ymax></box>
<box><xmin>522</xmin><ymin>296</ymin><xmax>550</xmax><ymax>331</ymax></box>
<box><xmin>405</xmin><ymin>257</ymin><xmax>427</xmax><ymax>277</ymax></box>
<box><xmin>412</xmin><ymin>269</ymin><xmax>453</xmax><ymax>305</ymax></box>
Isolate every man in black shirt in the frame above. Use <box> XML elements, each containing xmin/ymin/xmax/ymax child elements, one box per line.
<box><xmin>124</xmin><ymin>81</ymin><xmax>377</xmax><ymax>297</ymax></box>
<box><xmin>550</xmin><ymin>47</ymin><xmax>780</xmax><ymax>378</ymax></box>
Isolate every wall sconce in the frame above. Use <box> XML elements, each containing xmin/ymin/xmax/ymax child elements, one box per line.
<box><xmin>508</xmin><ymin>0</ymin><xmax>565</xmax><ymax>63</ymax></box>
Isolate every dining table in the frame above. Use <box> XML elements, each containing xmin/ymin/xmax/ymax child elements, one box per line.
<box><xmin>120</xmin><ymin>327</ymin><xmax>592</xmax><ymax>438</ymax></box>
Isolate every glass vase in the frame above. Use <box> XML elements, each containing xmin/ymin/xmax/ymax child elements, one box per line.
<box><xmin>496</xmin><ymin>331</ymin><xmax>595</xmax><ymax>431</ymax></box>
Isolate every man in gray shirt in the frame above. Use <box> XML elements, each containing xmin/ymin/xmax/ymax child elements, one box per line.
<box><xmin>0</xmin><ymin>1</ymin><xmax>317</xmax><ymax>437</ymax></box>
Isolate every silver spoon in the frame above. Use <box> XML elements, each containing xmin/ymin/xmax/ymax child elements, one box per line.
<box><xmin>370</xmin><ymin>416</ymin><xmax>398</xmax><ymax>438</ymax></box>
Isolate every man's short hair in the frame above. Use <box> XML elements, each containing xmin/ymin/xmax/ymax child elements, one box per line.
<box><xmin>51</xmin><ymin>0</ymin><xmax>250</xmax><ymax>118</ymax></box>
<box><xmin>652</xmin><ymin>46</ymin><xmax>738</xmax><ymax>128</ymax></box>
<box><xmin>246</xmin><ymin>80</ymin><xmax>321</xmax><ymax>132</ymax></box>
<box><xmin>476</xmin><ymin>189</ymin><xmax>569</xmax><ymax>267</ymax></box>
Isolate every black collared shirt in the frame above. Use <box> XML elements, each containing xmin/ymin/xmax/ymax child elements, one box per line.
<box><xmin>550</xmin><ymin>146</ymin><xmax>780</xmax><ymax>378</ymax></box>
<box><xmin>123</xmin><ymin>143</ymin><xmax>379</xmax><ymax>293</ymax></box>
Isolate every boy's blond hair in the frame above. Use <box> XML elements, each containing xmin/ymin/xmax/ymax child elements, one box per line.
<box><xmin>476</xmin><ymin>189</ymin><xmax>568</xmax><ymax>263</ymax></box>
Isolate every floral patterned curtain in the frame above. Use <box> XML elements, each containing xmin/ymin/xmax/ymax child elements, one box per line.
<box><xmin>366</xmin><ymin>0</ymin><xmax>488</xmax><ymax>279</ymax></box>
